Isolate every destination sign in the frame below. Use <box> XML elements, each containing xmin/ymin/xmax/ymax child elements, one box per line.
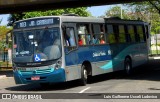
<box><xmin>14</xmin><ymin>17</ymin><xmax>60</xmax><ymax>29</ymax></box>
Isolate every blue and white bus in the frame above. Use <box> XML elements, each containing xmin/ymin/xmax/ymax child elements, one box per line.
<box><xmin>12</xmin><ymin>15</ymin><xmax>150</xmax><ymax>86</ymax></box>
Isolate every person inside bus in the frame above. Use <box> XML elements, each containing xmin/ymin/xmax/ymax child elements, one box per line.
<box><xmin>53</xmin><ymin>32</ymin><xmax>60</xmax><ymax>45</ymax></box>
<box><xmin>86</xmin><ymin>34</ymin><xmax>92</xmax><ymax>45</ymax></box>
<box><xmin>43</xmin><ymin>44</ymin><xmax>60</xmax><ymax>60</ymax></box>
<box><xmin>68</xmin><ymin>28</ymin><xmax>76</xmax><ymax>46</ymax></box>
<box><xmin>100</xmin><ymin>35</ymin><xmax>105</xmax><ymax>44</ymax></box>
<box><xmin>63</xmin><ymin>30</ymin><xmax>70</xmax><ymax>46</ymax></box>
<box><xmin>78</xmin><ymin>35</ymin><xmax>83</xmax><ymax>45</ymax></box>
<box><xmin>81</xmin><ymin>35</ymin><xmax>86</xmax><ymax>45</ymax></box>
<box><xmin>92</xmin><ymin>35</ymin><xmax>100</xmax><ymax>44</ymax></box>
<box><xmin>19</xmin><ymin>35</ymin><xmax>29</xmax><ymax>52</ymax></box>
<box><xmin>40</xmin><ymin>30</ymin><xmax>52</xmax><ymax>51</ymax></box>
<box><xmin>43</xmin><ymin>34</ymin><xmax>61</xmax><ymax>60</ymax></box>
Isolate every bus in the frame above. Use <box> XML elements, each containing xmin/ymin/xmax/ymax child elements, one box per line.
<box><xmin>11</xmin><ymin>15</ymin><xmax>150</xmax><ymax>86</ymax></box>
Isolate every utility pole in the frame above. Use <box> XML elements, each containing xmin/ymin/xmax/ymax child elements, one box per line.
<box><xmin>156</xmin><ymin>34</ymin><xmax>158</xmax><ymax>55</ymax></box>
<box><xmin>121</xmin><ymin>4</ymin><xmax>123</xmax><ymax>19</ymax></box>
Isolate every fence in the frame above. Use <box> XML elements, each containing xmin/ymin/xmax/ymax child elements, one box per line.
<box><xmin>150</xmin><ymin>34</ymin><xmax>160</xmax><ymax>55</ymax></box>
<box><xmin>0</xmin><ymin>49</ymin><xmax>12</xmax><ymax>70</ymax></box>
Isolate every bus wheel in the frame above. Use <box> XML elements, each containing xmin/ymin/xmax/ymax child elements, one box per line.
<box><xmin>124</xmin><ymin>58</ymin><xmax>132</xmax><ymax>75</ymax></box>
<box><xmin>79</xmin><ymin>65</ymin><xmax>87</xmax><ymax>86</ymax></box>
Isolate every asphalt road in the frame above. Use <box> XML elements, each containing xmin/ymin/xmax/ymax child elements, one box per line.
<box><xmin>0</xmin><ymin>58</ymin><xmax>160</xmax><ymax>102</ymax></box>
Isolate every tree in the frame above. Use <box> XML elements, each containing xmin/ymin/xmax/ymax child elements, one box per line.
<box><xmin>105</xmin><ymin>6</ymin><xmax>134</xmax><ymax>20</ymax></box>
<box><xmin>7</xmin><ymin>13</ymin><xmax>24</xmax><ymax>26</ymax></box>
<box><xmin>0</xmin><ymin>26</ymin><xmax>12</xmax><ymax>50</ymax></box>
<box><xmin>148</xmin><ymin>0</ymin><xmax>160</xmax><ymax>14</ymax></box>
<box><xmin>105</xmin><ymin>6</ymin><xmax>123</xmax><ymax>18</ymax></box>
<box><xmin>124</xmin><ymin>1</ymin><xmax>160</xmax><ymax>34</ymax></box>
<box><xmin>104</xmin><ymin>3</ymin><xmax>160</xmax><ymax>34</ymax></box>
<box><xmin>8</xmin><ymin>7</ymin><xmax>91</xmax><ymax>26</ymax></box>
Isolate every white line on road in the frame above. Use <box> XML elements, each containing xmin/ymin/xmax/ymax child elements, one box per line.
<box><xmin>79</xmin><ymin>87</ymin><xmax>90</xmax><ymax>93</ymax></box>
<box><xmin>153</xmin><ymin>57</ymin><xmax>160</xmax><ymax>59</ymax></box>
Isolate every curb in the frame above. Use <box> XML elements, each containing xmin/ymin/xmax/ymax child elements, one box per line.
<box><xmin>149</xmin><ymin>56</ymin><xmax>160</xmax><ymax>59</ymax></box>
<box><xmin>0</xmin><ymin>75</ymin><xmax>7</xmax><ymax>79</ymax></box>
<box><xmin>153</xmin><ymin>57</ymin><xmax>160</xmax><ymax>59</ymax></box>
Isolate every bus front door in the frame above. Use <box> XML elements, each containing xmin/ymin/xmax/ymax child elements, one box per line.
<box><xmin>63</xmin><ymin>23</ymin><xmax>79</xmax><ymax>81</ymax></box>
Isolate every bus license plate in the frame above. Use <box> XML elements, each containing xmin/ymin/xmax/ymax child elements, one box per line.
<box><xmin>31</xmin><ymin>76</ymin><xmax>40</xmax><ymax>80</ymax></box>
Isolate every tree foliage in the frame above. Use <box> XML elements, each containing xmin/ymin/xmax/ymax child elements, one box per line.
<box><xmin>8</xmin><ymin>7</ymin><xmax>91</xmax><ymax>26</ymax></box>
<box><xmin>105</xmin><ymin>6</ymin><xmax>129</xmax><ymax>19</ymax></box>
<box><xmin>0</xmin><ymin>26</ymin><xmax>12</xmax><ymax>50</ymax></box>
<box><xmin>104</xmin><ymin>2</ymin><xmax>160</xmax><ymax>35</ymax></box>
<box><xmin>148</xmin><ymin>0</ymin><xmax>160</xmax><ymax>14</ymax></box>
<box><xmin>124</xmin><ymin>1</ymin><xmax>160</xmax><ymax>34</ymax></box>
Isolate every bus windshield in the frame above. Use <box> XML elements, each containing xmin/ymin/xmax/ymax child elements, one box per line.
<box><xmin>13</xmin><ymin>28</ymin><xmax>61</xmax><ymax>63</ymax></box>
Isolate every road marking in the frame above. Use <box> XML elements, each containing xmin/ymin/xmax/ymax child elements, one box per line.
<box><xmin>153</xmin><ymin>57</ymin><xmax>160</xmax><ymax>59</ymax></box>
<box><xmin>79</xmin><ymin>87</ymin><xmax>90</xmax><ymax>93</ymax></box>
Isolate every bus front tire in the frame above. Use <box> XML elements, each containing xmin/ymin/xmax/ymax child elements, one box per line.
<box><xmin>124</xmin><ymin>58</ymin><xmax>132</xmax><ymax>75</ymax></box>
<box><xmin>79</xmin><ymin>65</ymin><xmax>87</xmax><ymax>86</ymax></box>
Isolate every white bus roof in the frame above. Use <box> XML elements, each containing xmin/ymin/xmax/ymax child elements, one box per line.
<box><xmin>15</xmin><ymin>15</ymin><xmax>148</xmax><ymax>25</ymax></box>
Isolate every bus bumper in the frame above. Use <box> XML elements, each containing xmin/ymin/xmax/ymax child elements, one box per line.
<box><xmin>13</xmin><ymin>68</ymin><xmax>66</xmax><ymax>84</ymax></box>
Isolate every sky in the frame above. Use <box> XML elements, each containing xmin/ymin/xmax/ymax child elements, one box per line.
<box><xmin>0</xmin><ymin>4</ymin><xmax>120</xmax><ymax>26</ymax></box>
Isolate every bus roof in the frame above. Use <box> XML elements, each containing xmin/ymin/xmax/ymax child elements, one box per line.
<box><xmin>60</xmin><ymin>16</ymin><xmax>104</xmax><ymax>23</ymax></box>
<box><xmin>14</xmin><ymin>16</ymin><xmax>61</xmax><ymax>23</ymax></box>
<box><xmin>104</xmin><ymin>17</ymin><xmax>148</xmax><ymax>25</ymax></box>
<box><xmin>14</xmin><ymin>15</ymin><xmax>148</xmax><ymax>25</ymax></box>
<box><xmin>14</xmin><ymin>16</ymin><xmax>105</xmax><ymax>24</ymax></box>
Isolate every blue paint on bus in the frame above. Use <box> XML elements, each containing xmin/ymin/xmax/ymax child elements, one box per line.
<box><xmin>14</xmin><ymin>68</ymin><xmax>66</xmax><ymax>84</ymax></box>
<box><xmin>65</xmin><ymin>45</ymin><xmax>112</xmax><ymax>66</ymax></box>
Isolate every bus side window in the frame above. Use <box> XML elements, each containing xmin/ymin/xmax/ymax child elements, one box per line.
<box><xmin>77</xmin><ymin>24</ymin><xmax>91</xmax><ymax>46</ymax></box>
<box><xmin>92</xmin><ymin>24</ymin><xmax>105</xmax><ymax>44</ymax></box>
<box><xmin>113</xmin><ymin>25</ymin><xmax>119</xmax><ymax>43</ymax></box>
<box><xmin>128</xmin><ymin>25</ymin><xmax>135</xmax><ymax>42</ymax></box>
<box><xmin>137</xmin><ymin>25</ymin><xmax>144</xmax><ymax>42</ymax></box>
<box><xmin>106</xmin><ymin>25</ymin><xmax>116</xmax><ymax>44</ymax></box>
<box><xmin>64</xmin><ymin>27</ymin><xmax>76</xmax><ymax>47</ymax></box>
<box><xmin>134</xmin><ymin>26</ymin><xmax>140</xmax><ymax>42</ymax></box>
<box><xmin>99</xmin><ymin>24</ymin><xmax>106</xmax><ymax>44</ymax></box>
<box><xmin>118</xmin><ymin>25</ymin><xmax>126</xmax><ymax>43</ymax></box>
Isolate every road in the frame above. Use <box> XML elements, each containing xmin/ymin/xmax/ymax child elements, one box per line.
<box><xmin>0</xmin><ymin>58</ymin><xmax>160</xmax><ymax>102</ymax></box>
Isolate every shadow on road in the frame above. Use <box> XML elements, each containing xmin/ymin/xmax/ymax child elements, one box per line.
<box><xmin>5</xmin><ymin>58</ymin><xmax>160</xmax><ymax>91</ymax></box>
<box><xmin>88</xmin><ymin>58</ymin><xmax>160</xmax><ymax>84</ymax></box>
<box><xmin>0</xmin><ymin>70</ymin><xmax>13</xmax><ymax>77</ymax></box>
<box><xmin>5</xmin><ymin>80</ymin><xmax>82</xmax><ymax>92</ymax></box>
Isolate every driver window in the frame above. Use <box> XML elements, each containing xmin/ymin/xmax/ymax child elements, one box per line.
<box><xmin>64</xmin><ymin>27</ymin><xmax>76</xmax><ymax>47</ymax></box>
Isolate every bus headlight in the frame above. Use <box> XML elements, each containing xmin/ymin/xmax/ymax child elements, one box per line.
<box><xmin>54</xmin><ymin>60</ymin><xmax>62</xmax><ymax>69</ymax></box>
